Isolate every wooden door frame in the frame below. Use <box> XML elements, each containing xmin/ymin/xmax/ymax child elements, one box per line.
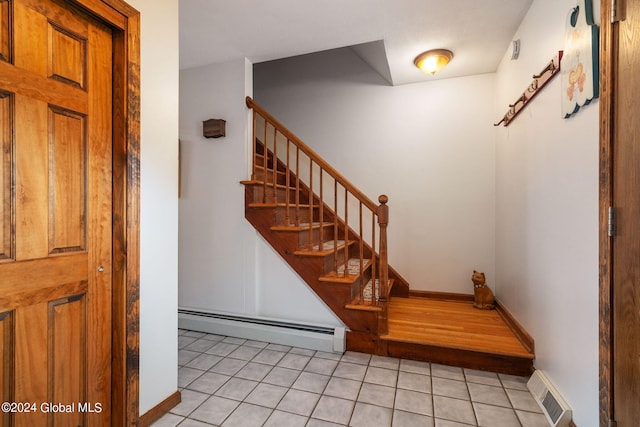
<box><xmin>599</xmin><ymin>0</ymin><xmax>615</xmax><ymax>425</ymax></box>
<box><xmin>66</xmin><ymin>0</ymin><xmax>141</xmax><ymax>424</ymax></box>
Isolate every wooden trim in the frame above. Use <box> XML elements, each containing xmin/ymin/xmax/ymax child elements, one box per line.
<box><xmin>138</xmin><ymin>391</ymin><xmax>181</xmax><ymax>427</ymax></box>
<box><xmin>67</xmin><ymin>0</ymin><xmax>141</xmax><ymax>425</ymax></box>
<box><xmin>495</xmin><ymin>299</ymin><xmax>535</xmax><ymax>355</ymax></box>
<box><xmin>70</xmin><ymin>0</ymin><xmax>128</xmax><ymax>28</ymax></box>
<box><xmin>408</xmin><ymin>290</ymin><xmax>474</xmax><ymax>302</ymax></box>
<box><xmin>599</xmin><ymin>0</ymin><xmax>614</xmax><ymax>425</ymax></box>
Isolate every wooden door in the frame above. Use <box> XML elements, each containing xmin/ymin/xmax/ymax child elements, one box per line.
<box><xmin>611</xmin><ymin>0</ymin><xmax>640</xmax><ymax>421</ymax></box>
<box><xmin>602</xmin><ymin>0</ymin><xmax>640</xmax><ymax>425</ymax></box>
<box><xmin>0</xmin><ymin>0</ymin><xmax>113</xmax><ymax>425</ymax></box>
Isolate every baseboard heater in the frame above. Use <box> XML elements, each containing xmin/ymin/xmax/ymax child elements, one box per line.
<box><xmin>178</xmin><ymin>308</ymin><xmax>346</xmax><ymax>353</ymax></box>
<box><xmin>527</xmin><ymin>370</ymin><xmax>572</xmax><ymax>427</ymax></box>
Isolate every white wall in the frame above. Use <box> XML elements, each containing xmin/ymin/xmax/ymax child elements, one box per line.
<box><xmin>176</xmin><ymin>1</ymin><xmax>600</xmax><ymax>424</ymax></box>
<box><xmin>178</xmin><ymin>59</ymin><xmax>342</xmax><ymax>327</ymax></box>
<box><xmin>178</xmin><ymin>59</ymin><xmax>256</xmax><ymax>315</ymax></box>
<box><xmin>494</xmin><ymin>0</ymin><xmax>599</xmax><ymax>425</ymax></box>
<box><xmin>127</xmin><ymin>0</ymin><xmax>180</xmax><ymax>415</ymax></box>
<box><xmin>254</xmin><ymin>48</ymin><xmax>497</xmax><ymax>294</ymax></box>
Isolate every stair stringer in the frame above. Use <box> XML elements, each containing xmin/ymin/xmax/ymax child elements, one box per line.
<box><xmin>244</xmin><ymin>188</ymin><xmax>379</xmax><ymax>335</ymax></box>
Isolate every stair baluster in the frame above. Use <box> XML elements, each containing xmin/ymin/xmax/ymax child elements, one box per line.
<box><xmin>251</xmin><ymin>110</ymin><xmax>257</xmax><ymax>181</ymax></box>
<box><xmin>319</xmin><ymin>169</ymin><xmax>324</xmax><ymax>251</ymax></box>
<box><xmin>307</xmin><ymin>157</ymin><xmax>313</xmax><ymax>250</ymax></box>
<box><xmin>371</xmin><ymin>216</ymin><xmax>377</xmax><ymax>302</ymax></box>
<box><xmin>262</xmin><ymin>117</ymin><xmax>268</xmax><ymax>203</ymax></box>
<box><xmin>295</xmin><ymin>147</ymin><xmax>300</xmax><ymax>226</ymax></box>
<box><xmin>272</xmin><ymin>126</ymin><xmax>277</xmax><ymax>202</ymax></box>
<box><xmin>333</xmin><ymin>181</ymin><xmax>339</xmax><ymax>274</ymax></box>
<box><xmin>285</xmin><ymin>138</ymin><xmax>291</xmax><ymax>226</ymax></box>
<box><xmin>359</xmin><ymin>202</ymin><xmax>364</xmax><ymax>303</ymax></box>
<box><xmin>343</xmin><ymin>188</ymin><xmax>349</xmax><ymax>278</ymax></box>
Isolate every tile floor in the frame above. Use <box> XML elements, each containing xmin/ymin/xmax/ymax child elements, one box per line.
<box><xmin>153</xmin><ymin>329</ymin><xmax>550</xmax><ymax>427</ymax></box>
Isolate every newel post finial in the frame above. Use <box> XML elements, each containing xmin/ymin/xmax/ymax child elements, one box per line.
<box><xmin>377</xmin><ymin>195</ymin><xmax>389</xmax><ymax>225</ymax></box>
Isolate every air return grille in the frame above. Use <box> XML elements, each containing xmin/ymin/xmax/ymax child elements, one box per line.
<box><xmin>527</xmin><ymin>370</ymin><xmax>572</xmax><ymax>427</ymax></box>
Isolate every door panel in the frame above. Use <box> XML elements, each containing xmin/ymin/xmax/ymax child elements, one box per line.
<box><xmin>15</xmin><ymin>95</ymin><xmax>48</xmax><ymax>260</ymax></box>
<box><xmin>0</xmin><ymin>91</ymin><xmax>10</xmax><ymax>261</ymax></box>
<box><xmin>0</xmin><ymin>0</ymin><xmax>113</xmax><ymax>425</ymax></box>
<box><xmin>0</xmin><ymin>311</ymin><xmax>13</xmax><ymax>427</ymax></box>
<box><xmin>50</xmin><ymin>294</ymin><xmax>87</xmax><ymax>427</ymax></box>
<box><xmin>48</xmin><ymin>106</ymin><xmax>87</xmax><ymax>254</ymax></box>
<box><xmin>48</xmin><ymin>22</ymin><xmax>86</xmax><ymax>88</ymax></box>
<box><xmin>0</xmin><ymin>0</ymin><xmax>9</xmax><ymax>62</ymax></box>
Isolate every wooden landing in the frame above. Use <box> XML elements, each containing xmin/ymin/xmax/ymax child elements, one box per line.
<box><xmin>380</xmin><ymin>297</ymin><xmax>535</xmax><ymax>376</ymax></box>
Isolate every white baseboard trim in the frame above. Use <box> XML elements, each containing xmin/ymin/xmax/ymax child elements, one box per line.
<box><xmin>178</xmin><ymin>308</ymin><xmax>346</xmax><ymax>353</ymax></box>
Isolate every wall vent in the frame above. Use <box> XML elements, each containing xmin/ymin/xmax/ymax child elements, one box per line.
<box><xmin>527</xmin><ymin>370</ymin><xmax>572</xmax><ymax>427</ymax></box>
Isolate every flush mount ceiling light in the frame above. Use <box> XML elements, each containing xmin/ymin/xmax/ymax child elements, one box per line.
<box><xmin>414</xmin><ymin>49</ymin><xmax>454</xmax><ymax>75</ymax></box>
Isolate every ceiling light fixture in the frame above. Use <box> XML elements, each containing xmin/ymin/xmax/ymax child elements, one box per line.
<box><xmin>414</xmin><ymin>49</ymin><xmax>454</xmax><ymax>75</ymax></box>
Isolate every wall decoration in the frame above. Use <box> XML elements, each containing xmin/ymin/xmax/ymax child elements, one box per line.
<box><xmin>561</xmin><ymin>0</ymin><xmax>599</xmax><ymax>118</ymax></box>
<box><xmin>203</xmin><ymin>118</ymin><xmax>226</xmax><ymax>138</ymax></box>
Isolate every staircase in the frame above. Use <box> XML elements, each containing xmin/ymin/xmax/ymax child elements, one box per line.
<box><xmin>241</xmin><ymin>97</ymin><xmax>534</xmax><ymax>375</ymax></box>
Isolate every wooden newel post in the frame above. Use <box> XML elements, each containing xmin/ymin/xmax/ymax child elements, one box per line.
<box><xmin>377</xmin><ymin>195</ymin><xmax>389</xmax><ymax>302</ymax></box>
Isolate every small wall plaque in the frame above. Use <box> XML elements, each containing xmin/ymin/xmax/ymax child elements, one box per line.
<box><xmin>203</xmin><ymin>118</ymin><xmax>226</xmax><ymax>138</ymax></box>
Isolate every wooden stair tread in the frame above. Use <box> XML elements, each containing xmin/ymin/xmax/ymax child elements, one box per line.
<box><xmin>320</xmin><ymin>258</ymin><xmax>372</xmax><ymax>283</ymax></box>
<box><xmin>271</xmin><ymin>222</ymin><xmax>334</xmax><ymax>232</ymax></box>
<box><xmin>345</xmin><ymin>302</ymin><xmax>382</xmax><ymax>312</ymax></box>
<box><xmin>253</xmin><ymin>164</ymin><xmax>285</xmax><ymax>172</ymax></box>
<box><xmin>241</xmin><ymin>180</ymin><xmax>295</xmax><ymax>190</ymax></box>
<box><xmin>382</xmin><ymin>297</ymin><xmax>534</xmax><ymax>359</ymax></box>
<box><xmin>294</xmin><ymin>240</ymin><xmax>354</xmax><ymax>256</ymax></box>
<box><xmin>248</xmin><ymin>202</ymin><xmax>318</xmax><ymax>209</ymax></box>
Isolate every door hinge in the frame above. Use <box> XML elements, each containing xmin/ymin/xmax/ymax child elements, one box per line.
<box><xmin>608</xmin><ymin>207</ymin><xmax>616</xmax><ymax>237</ymax></box>
<box><xmin>609</xmin><ymin>419</ymin><xmax>617</xmax><ymax>427</ymax></box>
<box><xmin>612</xmin><ymin>0</ymin><xmax>627</xmax><ymax>23</ymax></box>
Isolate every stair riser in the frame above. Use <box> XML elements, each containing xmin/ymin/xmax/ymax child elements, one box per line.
<box><xmin>253</xmin><ymin>169</ymin><xmax>287</xmax><ymax>186</ymax></box>
<box><xmin>275</xmin><ymin>206</ymin><xmax>318</xmax><ymax>225</ymax></box>
<box><xmin>321</xmin><ymin>250</ymin><xmax>349</xmax><ymax>274</ymax></box>
<box><xmin>255</xmin><ymin>155</ymin><xmax>273</xmax><ymax>169</ymax></box>
<box><xmin>344</xmin><ymin>332</ymin><xmax>533</xmax><ymax>376</ymax></box>
<box><xmin>251</xmin><ymin>186</ymin><xmax>297</xmax><ymax>204</ymax></box>
<box><xmin>350</xmin><ymin>268</ymin><xmax>373</xmax><ymax>301</ymax></box>
<box><xmin>297</xmin><ymin>226</ymin><xmax>338</xmax><ymax>249</ymax></box>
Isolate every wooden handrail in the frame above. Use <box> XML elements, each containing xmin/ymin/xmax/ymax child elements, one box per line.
<box><xmin>246</xmin><ymin>97</ymin><xmax>378</xmax><ymax>212</ymax></box>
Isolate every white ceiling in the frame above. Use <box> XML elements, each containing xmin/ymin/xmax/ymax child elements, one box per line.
<box><xmin>179</xmin><ymin>0</ymin><xmax>533</xmax><ymax>85</ymax></box>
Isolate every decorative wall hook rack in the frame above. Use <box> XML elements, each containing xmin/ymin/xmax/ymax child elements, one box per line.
<box><xmin>494</xmin><ymin>51</ymin><xmax>563</xmax><ymax>127</ymax></box>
